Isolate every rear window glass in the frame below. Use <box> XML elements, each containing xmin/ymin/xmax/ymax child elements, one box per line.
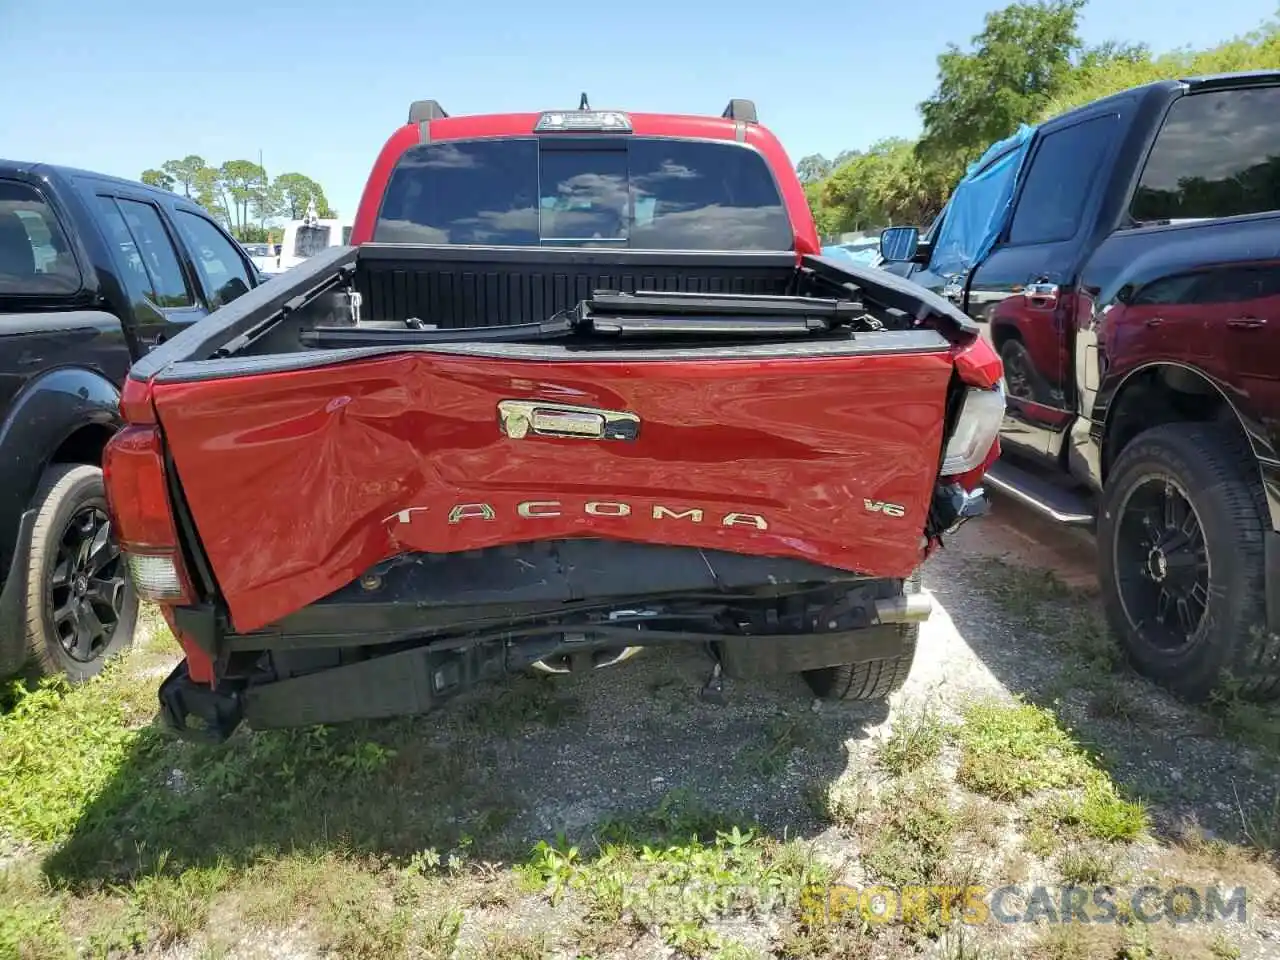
<box><xmin>1133</xmin><ymin>86</ymin><xmax>1280</xmax><ymax>222</ymax></box>
<box><xmin>0</xmin><ymin>179</ymin><xmax>82</xmax><ymax>295</ymax></box>
<box><xmin>294</xmin><ymin>224</ymin><xmax>331</xmax><ymax>257</ymax></box>
<box><xmin>374</xmin><ymin>137</ymin><xmax>793</xmax><ymax>250</ymax></box>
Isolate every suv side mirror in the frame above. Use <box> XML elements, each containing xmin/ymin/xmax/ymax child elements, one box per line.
<box><xmin>879</xmin><ymin>226</ymin><xmax>922</xmax><ymax>263</ymax></box>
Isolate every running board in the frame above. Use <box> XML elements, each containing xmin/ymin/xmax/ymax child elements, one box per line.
<box><xmin>985</xmin><ymin>460</ymin><xmax>1095</xmax><ymax>526</ymax></box>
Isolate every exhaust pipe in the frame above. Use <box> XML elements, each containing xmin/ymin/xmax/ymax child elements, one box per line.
<box><xmin>873</xmin><ymin>593</ymin><xmax>933</xmax><ymax>625</ymax></box>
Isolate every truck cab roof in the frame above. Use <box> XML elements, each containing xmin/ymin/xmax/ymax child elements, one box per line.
<box><xmin>1047</xmin><ymin>69</ymin><xmax>1280</xmax><ymax>129</ymax></box>
<box><xmin>349</xmin><ymin>99</ymin><xmax>820</xmax><ymax>254</ymax></box>
<box><xmin>0</xmin><ymin>159</ymin><xmax>188</xmax><ymax>206</ymax></box>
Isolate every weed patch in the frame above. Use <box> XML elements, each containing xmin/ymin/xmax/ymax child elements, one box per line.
<box><xmin>971</xmin><ymin>558</ymin><xmax>1120</xmax><ymax>675</ymax></box>
<box><xmin>862</xmin><ymin>772</ymin><xmax>956</xmax><ymax>888</ymax></box>
<box><xmin>1055</xmin><ymin>846</ymin><xmax>1115</xmax><ymax>886</ymax></box>
<box><xmin>954</xmin><ymin>699</ymin><xmax>1094</xmax><ymax>800</ymax></box>
<box><xmin>1208</xmin><ymin>676</ymin><xmax>1280</xmax><ymax>762</ymax></box>
<box><xmin>453</xmin><ymin>675</ymin><xmax>581</xmax><ymax>737</ymax></box>
<box><xmin>876</xmin><ymin>710</ymin><xmax>948</xmax><ymax>778</ymax></box>
<box><xmin>462</xmin><ymin>928</ymin><xmax>551</xmax><ymax>959</ymax></box>
<box><xmin>0</xmin><ymin>668</ymin><xmax>156</xmax><ymax>844</ymax></box>
<box><xmin>0</xmin><ymin>865</ymin><xmax>69</xmax><ymax>960</ymax></box>
<box><xmin>516</xmin><ymin>791</ymin><xmax>827</xmax><ymax>956</ymax></box>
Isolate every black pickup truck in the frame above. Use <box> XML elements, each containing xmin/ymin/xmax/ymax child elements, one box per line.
<box><xmin>0</xmin><ymin>160</ymin><xmax>271</xmax><ymax>682</ymax></box>
<box><xmin>879</xmin><ymin>70</ymin><xmax>1280</xmax><ymax>702</ymax></box>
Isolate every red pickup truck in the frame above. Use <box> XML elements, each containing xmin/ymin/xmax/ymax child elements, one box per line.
<box><xmin>102</xmin><ymin>98</ymin><xmax>1004</xmax><ymax>740</ymax></box>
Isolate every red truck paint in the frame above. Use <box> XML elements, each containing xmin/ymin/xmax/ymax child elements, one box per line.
<box><xmin>349</xmin><ymin>112</ymin><xmax>822</xmax><ymax>257</ymax></box>
<box><xmin>103</xmin><ymin>98</ymin><xmax>1005</xmax><ymax>736</ymax></box>
<box><xmin>150</xmin><ymin>348</ymin><xmax>957</xmax><ymax>634</ymax></box>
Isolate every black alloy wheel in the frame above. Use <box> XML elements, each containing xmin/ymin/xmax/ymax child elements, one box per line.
<box><xmin>48</xmin><ymin>505</ymin><xmax>128</xmax><ymax>663</ymax></box>
<box><xmin>1112</xmin><ymin>474</ymin><xmax>1210</xmax><ymax>652</ymax></box>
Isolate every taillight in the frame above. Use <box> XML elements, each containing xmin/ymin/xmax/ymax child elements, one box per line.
<box><xmin>102</xmin><ymin>425</ymin><xmax>194</xmax><ymax>604</ymax></box>
<box><xmin>940</xmin><ymin>380</ymin><xmax>1006</xmax><ymax>480</ymax></box>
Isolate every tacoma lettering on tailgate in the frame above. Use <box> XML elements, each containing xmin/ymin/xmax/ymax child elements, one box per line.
<box><xmin>384</xmin><ymin>501</ymin><xmax>770</xmax><ymax>530</ymax></box>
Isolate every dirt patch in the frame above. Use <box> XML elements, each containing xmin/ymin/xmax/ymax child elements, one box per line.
<box><xmin>949</xmin><ymin>493</ymin><xmax>1098</xmax><ymax>589</ymax></box>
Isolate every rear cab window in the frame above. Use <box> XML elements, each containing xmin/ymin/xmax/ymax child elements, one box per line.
<box><xmin>0</xmin><ymin>179</ymin><xmax>83</xmax><ymax>296</ymax></box>
<box><xmin>374</xmin><ymin>137</ymin><xmax>793</xmax><ymax>250</ymax></box>
<box><xmin>294</xmin><ymin>225</ymin><xmax>331</xmax><ymax>257</ymax></box>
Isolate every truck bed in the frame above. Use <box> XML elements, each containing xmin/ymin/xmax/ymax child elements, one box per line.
<box><xmin>128</xmin><ymin>244</ymin><xmax>978</xmax><ymax>370</ymax></box>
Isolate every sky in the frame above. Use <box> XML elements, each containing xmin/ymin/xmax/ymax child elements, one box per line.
<box><xmin>1</xmin><ymin>0</ymin><xmax>1275</xmax><ymax>220</ymax></box>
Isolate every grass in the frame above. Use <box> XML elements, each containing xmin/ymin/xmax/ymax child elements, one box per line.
<box><xmin>515</xmin><ymin>791</ymin><xmax>830</xmax><ymax>958</ymax></box>
<box><xmin>972</xmin><ymin>557</ymin><xmax>1280</xmax><ymax>764</ymax></box>
<box><xmin>1055</xmin><ymin>846</ymin><xmax>1115</xmax><ymax>885</ymax></box>
<box><xmin>0</xmin><ymin>663</ymin><xmax>159</xmax><ymax>845</ymax></box>
<box><xmin>738</xmin><ymin>715</ymin><xmax>816</xmax><ymax>777</ymax></box>
<box><xmin>1029</xmin><ymin>922</ymin><xmax>1248</xmax><ymax>960</ymax></box>
<box><xmin>454</xmin><ymin>675</ymin><xmax>582</xmax><ymax>736</ymax></box>
<box><xmin>462</xmin><ymin>929</ymin><xmax>550</xmax><ymax>959</ymax></box>
<box><xmin>955</xmin><ymin>698</ymin><xmax>1148</xmax><ymax>846</ymax></box>
<box><xmin>861</xmin><ymin>771</ymin><xmax>957</xmax><ymax>888</ymax></box>
<box><xmin>954</xmin><ymin>699</ymin><xmax>1096</xmax><ymax>801</ymax></box>
<box><xmin>1208</xmin><ymin>676</ymin><xmax>1280</xmax><ymax>760</ymax></box>
<box><xmin>0</xmin><ymin>622</ymin><xmax>576</xmax><ymax>958</ymax></box>
<box><xmin>875</xmin><ymin>709</ymin><xmax>948</xmax><ymax>777</ymax></box>
<box><xmin>0</xmin><ymin>656</ymin><xmax>574</xmax><ymax>888</ymax></box>
<box><xmin>969</xmin><ymin>558</ymin><xmax>1125</xmax><ymax>681</ymax></box>
<box><xmin>1</xmin><ymin>595</ymin><xmax>1276</xmax><ymax>959</ymax></box>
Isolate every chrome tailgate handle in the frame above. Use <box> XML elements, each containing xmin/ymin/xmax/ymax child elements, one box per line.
<box><xmin>498</xmin><ymin>400</ymin><xmax>640</xmax><ymax>441</ymax></box>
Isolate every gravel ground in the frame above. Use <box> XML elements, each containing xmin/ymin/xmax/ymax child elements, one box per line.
<box><xmin>441</xmin><ymin>508</ymin><xmax>1276</xmax><ymax>852</ymax></box>
<box><xmin>423</xmin><ymin>500</ymin><xmax>1280</xmax><ymax>957</ymax></box>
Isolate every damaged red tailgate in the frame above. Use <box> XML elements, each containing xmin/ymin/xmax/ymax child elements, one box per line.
<box><xmin>148</xmin><ymin>343</ymin><xmax>958</xmax><ymax>635</ymax></box>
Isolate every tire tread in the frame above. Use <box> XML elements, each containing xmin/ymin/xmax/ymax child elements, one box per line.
<box><xmin>804</xmin><ymin>571</ymin><xmax>921</xmax><ymax>702</ymax></box>
<box><xmin>1101</xmin><ymin>423</ymin><xmax>1279</xmax><ymax>701</ymax></box>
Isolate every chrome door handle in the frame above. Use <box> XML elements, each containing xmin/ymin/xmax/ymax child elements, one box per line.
<box><xmin>498</xmin><ymin>400</ymin><xmax>640</xmax><ymax>441</ymax></box>
<box><xmin>1227</xmin><ymin>316</ymin><xmax>1266</xmax><ymax>329</ymax></box>
<box><xmin>1026</xmin><ymin>282</ymin><xmax>1059</xmax><ymax>307</ymax></box>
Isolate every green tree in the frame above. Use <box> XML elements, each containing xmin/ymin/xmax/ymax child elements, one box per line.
<box><xmin>917</xmin><ymin>0</ymin><xmax>1088</xmax><ymax>171</ymax></box>
<box><xmin>273</xmin><ymin>173</ymin><xmax>335</xmax><ymax>220</ymax></box>
<box><xmin>809</xmin><ymin>2</ymin><xmax>1280</xmax><ymax>245</ymax></box>
<box><xmin>192</xmin><ymin>167</ymin><xmax>230</xmax><ymax>226</ymax></box>
<box><xmin>218</xmin><ymin>160</ymin><xmax>268</xmax><ymax>237</ymax></box>
<box><xmin>160</xmin><ymin>155</ymin><xmax>208</xmax><ymax>198</ymax></box>
<box><xmin>817</xmin><ymin>138</ymin><xmax>947</xmax><ymax>232</ymax></box>
<box><xmin>140</xmin><ymin>169</ymin><xmax>174</xmax><ymax>191</ymax></box>
<box><xmin>237</xmin><ymin>225</ymin><xmax>272</xmax><ymax>243</ymax></box>
<box><xmin>1039</xmin><ymin>15</ymin><xmax>1280</xmax><ymax>118</ymax></box>
<box><xmin>796</xmin><ymin>154</ymin><xmax>833</xmax><ymax>185</ymax></box>
<box><xmin>143</xmin><ymin>155</ymin><xmax>341</xmax><ymax>232</ymax></box>
<box><xmin>253</xmin><ymin>182</ymin><xmax>286</xmax><ymax>228</ymax></box>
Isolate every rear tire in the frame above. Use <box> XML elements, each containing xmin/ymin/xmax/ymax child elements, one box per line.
<box><xmin>1098</xmin><ymin>423</ymin><xmax>1280</xmax><ymax>702</ymax></box>
<box><xmin>24</xmin><ymin>465</ymin><xmax>137</xmax><ymax>683</ymax></box>
<box><xmin>802</xmin><ymin>571</ymin><xmax>921</xmax><ymax>701</ymax></box>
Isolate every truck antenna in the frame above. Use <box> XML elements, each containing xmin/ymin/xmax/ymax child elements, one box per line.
<box><xmin>579</xmin><ymin>92</ymin><xmax>590</xmax><ymax>110</ymax></box>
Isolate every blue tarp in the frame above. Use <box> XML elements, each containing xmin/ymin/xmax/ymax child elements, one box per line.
<box><xmin>928</xmin><ymin>123</ymin><xmax>1036</xmax><ymax>280</ymax></box>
